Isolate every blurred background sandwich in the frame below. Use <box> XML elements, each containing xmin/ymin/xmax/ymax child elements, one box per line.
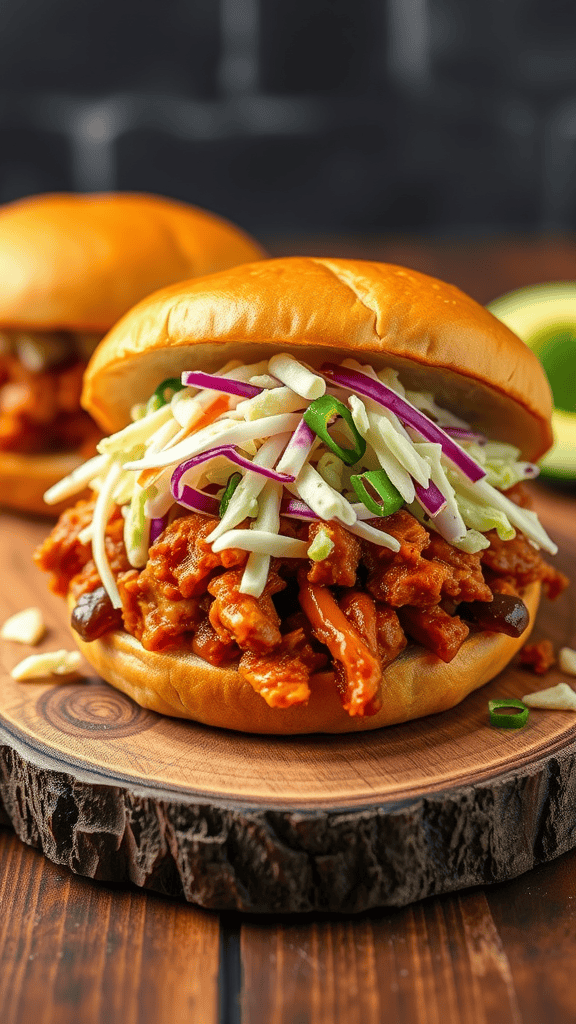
<box><xmin>0</xmin><ymin>192</ymin><xmax>264</xmax><ymax>514</ymax></box>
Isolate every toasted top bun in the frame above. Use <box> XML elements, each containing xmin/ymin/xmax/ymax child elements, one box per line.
<box><xmin>83</xmin><ymin>257</ymin><xmax>553</xmax><ymax>460</ymax></box>
<box><xmin>68</xmin><ymin>583</ymin><xmax>540</xmax><ymax>734</ymax></box>
<box><xmin>0</xmin><ymin>192</ymin><xmax>265</xmax><ymax>331</ymax></box>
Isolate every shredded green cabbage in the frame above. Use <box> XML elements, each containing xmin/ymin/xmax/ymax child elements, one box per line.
<box><xmin>124</xmin><ymin>488</ymin><xmax>150</xmax><ymax>567</ymax></box>
<box><xmin>316</xmin><ymin>451</ymin><xmax>344</xmax><ymax>490</ymax></box>
<box><xmin>307</xmin><ymin>527</ymin><xmax>335</xmax><ymax>562</ymax></box>
<box><xmin>455</xmin><ymin>494</ymin><xmax>516</xmax><ymax>540</ymax></box>
<box><xmin>452</xmin><ymin>529</ymin><xmax>490</xmax><ymax>553</ymax></box>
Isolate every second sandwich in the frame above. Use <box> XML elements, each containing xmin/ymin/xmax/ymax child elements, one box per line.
<box><xmin>0</xmin><ymin>191</ymin><xmax>265</xmax><ymax>513</ymax></box>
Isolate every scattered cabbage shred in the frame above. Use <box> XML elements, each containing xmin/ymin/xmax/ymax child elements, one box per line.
<box><xmin>44</xmin><ymin>355</ymin><xmax>555</xmax><ymax>601</ymax></box>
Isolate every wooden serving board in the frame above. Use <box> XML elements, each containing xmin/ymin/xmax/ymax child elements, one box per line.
<box><xmin>0</xmin><ymin>487</ymin><xmax>574</xmax><ymax>914</ymax></box>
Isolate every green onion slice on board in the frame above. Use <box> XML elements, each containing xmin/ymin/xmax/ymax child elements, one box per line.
<box><xmin>488</xmin><ymin>698</ymin><xmax>529</xmax><ymax>729</ymax></box>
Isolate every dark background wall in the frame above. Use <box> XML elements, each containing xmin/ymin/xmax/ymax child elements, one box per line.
<box><xmin>1</xmin><ymin>0</ymin><xmax>576</xmax><ymax>240</ymax></box>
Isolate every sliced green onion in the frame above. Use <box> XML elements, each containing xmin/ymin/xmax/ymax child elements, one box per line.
<box><xmin>488</xmin><ymin>698</ymin><xmax>529</xmax><ymax>729</ymax></box>
<box><xmin>350</xmin><ymin>469</ymin><xmax>404</xmax><ymax>517</ymax></box>
<box><xmin>146</xmin><ymin>377</ymin><xmax>184</xmax><ymax>413</ymax></box>
<box><xmin>154</xmin><ymin>377</ymin><xmax>184</xmax><ymax>406</ymax></box>
<box><xmin>219</xmin><ymin>472</ymin><xmax>242</xmax><ymax>517</ymax></box>
<box><xmin>146</xmin><ymin>394</ymin><xmax>163</xmax><ymax>414</ymax></box>
<box><xmin>303</xmin><ymin>395</ymin><xmax>366</xmax><ymax>466</ymax></box>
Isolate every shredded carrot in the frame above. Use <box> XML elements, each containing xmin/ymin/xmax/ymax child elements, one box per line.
<box><xmin>298</xmin><ymin>574</ymin><xmax>382</xmax><ymax>716</ymax></box>
<box><xmin>184</xmin><ymin>393</ymin><xmax>231</xmax><ymax>434</ymax></box>
<box><xmin>137</xmin><ymin>466</ymin><xmax>162</xmax><ymax>490</ymax></box>
<box><xmin>137</xmin><ymin>394</ymin><xmax>231</xmax><ymax>489</ymax></box>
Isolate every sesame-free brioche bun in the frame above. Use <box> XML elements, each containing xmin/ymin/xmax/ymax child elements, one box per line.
<box><xmin>83</xmin><ymin>257</ymin><xmax>553</xmax><ymax>460</ymax></box>
<box><xmin>68</xmin><ymin>583</ymin><xmax>540</xmax><ymax>734</ymax></box>
<box><xmin>0</xmin><ymin>192</ymin><xmax>265</xmax><ymax>514</ymax></box>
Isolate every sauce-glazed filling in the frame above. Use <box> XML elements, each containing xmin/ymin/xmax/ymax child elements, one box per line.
<box><xmin>0</xmin><ymin>330</ymin><xmax>102</xmax><ymax>454</ymax></box>
<box><xmin>35</xmin><ymin>355</ymin><xmax>568</xmax><ymax>717</ymax></box>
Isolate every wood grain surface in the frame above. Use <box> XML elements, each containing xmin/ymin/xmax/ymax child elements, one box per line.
<box><xmin>240</xmin><ymin>861</ymin><xmax>576</xmax><ymax>1024</ymax></box>
<box><xmin>0</xmin><ymin>830</ymin><xmax>220</xmax><ymax>1024</ymax></box>
<box><xmin>3</xmin><ymin>824</ymin><xmax>576</xmax><ymax>1024</ymax></box>
<box><xmin>3</xmin><ymin>821</ymin><xmax>576</xmax><ymax>1024</ymax></box>
<box><xmin>0</xmin><ymin>484</ymin><xmax>574</xmax><ymax>913</ymax></box>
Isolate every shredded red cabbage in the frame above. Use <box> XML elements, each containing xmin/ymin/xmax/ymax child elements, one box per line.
<box><xmin>321</xmin><ymin>363</ymin><xmax>485</xmax><ymax>482</ymax></box>
<box><xmin>181</xmin><ymin>371</ymin><xmax>262</xmax><ymax>399</ymax></box>
<box><xmin>276</xmin><ymin>418</ymin><xmax>315</xmax><ymax>473</ymax></box>
<box><xmin>281</xmin><ymin>497</ymin><xmax>376</xmax><ymax>522</ymax></box>
<box><xmin>414</xmin><ymin>480</ymin><xmax>448</xmax><ymax>516</ymax></box>
<box><xmin>280</xmin><ymin>497</ymin><xmax>318</xmax><ymax>520</ymax></box>
<box><xmin>443</xmin><ymin>427</ymin><xmax>486</xmax><ymax>442</ymax></box>
<box><xmin>171</xmin><ymin>446</ymin><xmax>295</xmax><ymax>499</ymax></box>
<box><xmin>150</xmin><ymin>516</ymin><xmax>168</xmax><ymax>544</ymax></box>
<box><xmin>172</xmin><ymin>483</ymin><xmax>220</xmax><ymax>517</ymax></box>
<box><xmin>290</xmin><ymin>419</ymin><xmax>315</xmax><ymax>448</ymax></box>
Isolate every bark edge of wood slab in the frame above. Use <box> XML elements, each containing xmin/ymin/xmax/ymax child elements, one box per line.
<box><xmin>1</xmin><ymin>717</ymin><xmax>576</xmax><ymax>914</ymax></box>
<box><xmin>1</xmin><ymin>675</ymin><xmax>576</xmax><ymax>914</ymax></box>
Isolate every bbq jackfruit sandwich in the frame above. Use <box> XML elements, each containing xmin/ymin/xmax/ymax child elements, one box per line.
<box><xmin>35</xmin><ymin>258</ymin><xmax>567</xmax><ymax>733</ymax></box>
<box><xmin>0</xmin><ymin>192</ymin><xmax>265</xmax><ymax>514</ymax></box>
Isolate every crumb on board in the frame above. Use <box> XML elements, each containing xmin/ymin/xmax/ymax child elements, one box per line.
<box><xmin>11</xmin><ymin>650</ymin><xmax>82</xmax><ymax>681</ymax></box>
<box><xmin>559</xmin><ymin>647</ymin><xmax>576</xmax><ymax>677</ymax></box>
<box><xmin>519</xmin><ymin>640</ymin><xmax>556</xmax><ymax>675</ymax></box>
<box><xmin>0</xmin><ymin>607</ymin><xmax>46</xmax><ymax>645</ymax></box>
<box><xmin>522</xmin><ymin>682</ymin><xmax>576</xmax><ymax>711</ymax></box>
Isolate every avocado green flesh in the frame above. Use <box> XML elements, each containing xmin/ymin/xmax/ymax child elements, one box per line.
<box><xmin>528</xmin><ymin>324</ymin><xmax>576</xmax><ymax>414</ymax></box>
<box><xmin>539</xmin><ymin>410</ymin><xmax>576</xmax><ymax>478</ymax></box>
<box><xmin>487</xmin><ymin>284</ymin><xmax>576</xmax><ymax>479</ymax></box>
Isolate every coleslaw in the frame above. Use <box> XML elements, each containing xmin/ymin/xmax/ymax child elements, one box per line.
<box><xmin>44</xmin><ymin>354</ymin><xmax>555</xmax><ymax>607</ymax></box>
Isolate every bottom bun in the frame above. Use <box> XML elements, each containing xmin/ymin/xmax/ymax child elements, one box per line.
<box><xmin>68</xmin><ymin>583</ymin><xmax>540</xmax><ymax>734</ymax></box>
<box><xmin>0</xmin><ymin>451</ymin><xmax>84</xmax><ymax>516</ymax></box>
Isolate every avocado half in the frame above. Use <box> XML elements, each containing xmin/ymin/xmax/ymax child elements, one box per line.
<box><xmin>488</xmin><ymin>282</ymin><xmax>576</xmax><ymax>479</ymax></box>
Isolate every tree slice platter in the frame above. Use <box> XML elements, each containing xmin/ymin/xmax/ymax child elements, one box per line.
<box><xmin>0</xmin><ymin>491</ymin><xmax>574</xmax><ymax>914</ymax></box>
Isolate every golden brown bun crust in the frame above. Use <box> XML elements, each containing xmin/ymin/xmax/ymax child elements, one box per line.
<box><xmin>0</xmin><ymin>451</ymin><xmax>85</xmax><ymax>516</ymax></box>
<box><xmin>0</xmin><ymin>192</ymin><xmax>265</xmax><ymax>331</ymax></box>
<box><xmin>68</xmin><ymin>583</ymin><xmax>540</xmax><ymax>735</ymax></box>
<box><xmin>83</xmin><ymin>258</ymin><xmax>553</xmax><ymax>460</ymax></box>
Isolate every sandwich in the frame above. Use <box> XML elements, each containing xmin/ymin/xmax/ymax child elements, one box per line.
<box><xmin>0</xmin><ymin>191</ymin><xmax>265</xmax><ymax>514</ymax></box>
<box><xmin>34</xmin><ymin>258</ymin><xmax>568</xmax><ymax>734</ymax></box>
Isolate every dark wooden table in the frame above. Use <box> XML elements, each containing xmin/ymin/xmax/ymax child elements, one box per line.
<box><xmin>1</xmin><ymin>237</ymin><xmax>576</xmax><ymax>1024</ymax></box>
